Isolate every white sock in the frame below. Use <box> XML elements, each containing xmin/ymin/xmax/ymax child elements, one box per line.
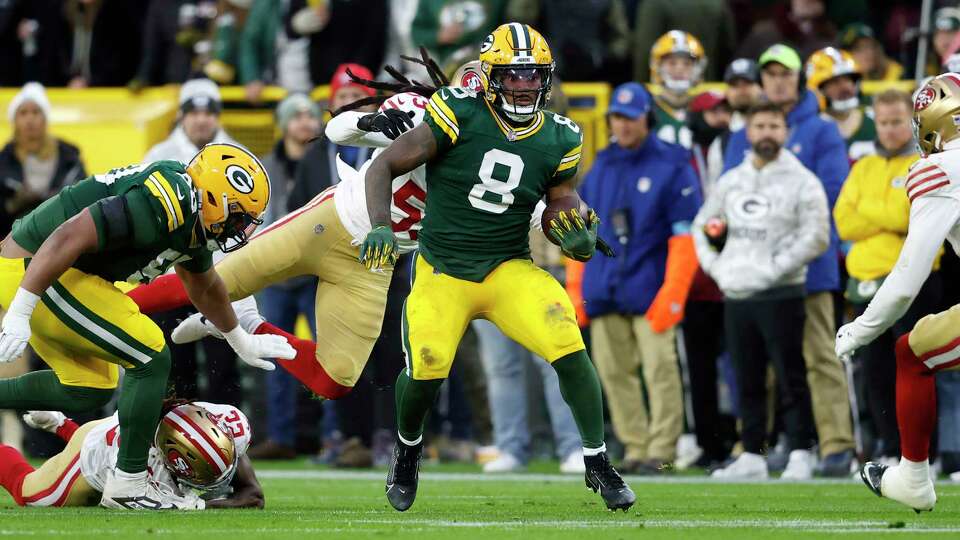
<box><xmin>899</xmin><ymin>456</ymin><xmax>930</xmax><ymax>484</ymax></box>
<box><xmin>398</xmin><ymin>432</ymin><xmax>422</xmax><ymax>447</ymax></box>
<box><xmin>114</xmin><ymin>469</ymin><xmax>147</xmax><ymax>482</ymax></box>
<box><xmin>583</xmin><ymin>443</ymin><xmax>606</xmax><ymax>457</ymax></box>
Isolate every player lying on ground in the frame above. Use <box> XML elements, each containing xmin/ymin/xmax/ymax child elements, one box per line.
<box><xmin>0</xmin><ymin>144</ymin><xmax>293</xmax><ymax>509</ymax></box>
<box><xmin>836</xmin><ymin>73</ymin><xmax>960</xmax><ymax>513</ymax></box>
<box><xmin>359</xmin><ymin>23</ymin><xmax>634</xmax><ymax>512</ymax></box>
<box><xmin>127</xmin><ymin>53</ymin><xmax>547</xmax><ymax>399</ymax></box>
<box><xmin>0</xmin><ymin>401</ymin><xmax>261</xmax><ymax>509</ymax></box>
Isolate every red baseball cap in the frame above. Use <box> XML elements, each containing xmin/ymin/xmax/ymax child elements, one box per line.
<box><xmin>330</xmin><ymin>63</ymin><xmax>375</xmax><ymax>97</ymax></box>
<box><xmin>689</xmin><ymin>90</ymin><xmax>728</xmax><ymax>113</ymax></box>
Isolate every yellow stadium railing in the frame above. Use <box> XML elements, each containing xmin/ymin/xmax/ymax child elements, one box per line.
<box><xmin>0</xmin><ymin>80</ymin><xmax>922</xmax><ymax>178</ymax></box>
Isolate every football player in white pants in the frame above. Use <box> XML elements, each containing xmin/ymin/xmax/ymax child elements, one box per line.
<box><xmin>0</xmin><ymin>401</ymin><xmax>261</xmax><ymax>509</ymax></box>
<box><xmin>836</xmin><ymin>73</ymin><xmax>960</xmax><ymax>512</ymax></box>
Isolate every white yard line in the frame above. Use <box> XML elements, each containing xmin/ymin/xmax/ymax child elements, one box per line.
<box><xmin>255</xmin><ymin>469</ymin><xmax>872</xmax><ymax>485</ymax></box>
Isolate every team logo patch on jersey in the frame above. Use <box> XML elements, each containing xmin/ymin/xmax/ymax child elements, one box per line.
<box><xmin>460</xmin><ymin>71</ymin><xmax>485</xmax><ymax>92</ymax></box>
<box><xmin>225</xmin><ymin>164</ymin><xmax>255</xmax><ymax>194</ymax></box>
<box><xmin>916</xmin><ymin>87</ymin><xmax>936</xmax><ymax>111</ymax></box>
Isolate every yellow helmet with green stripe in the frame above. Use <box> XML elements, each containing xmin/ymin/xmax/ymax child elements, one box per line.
<box><xmin>186</xmin><ymin>142</ymin><xmax>270</xmax><ymax>252</ymax></box>
<box><xmin>478</xmin><ymin>22</ymin><xmax>554</xmax><ymax>118</ymax></box>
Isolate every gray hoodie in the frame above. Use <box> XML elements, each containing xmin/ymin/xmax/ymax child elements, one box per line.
<box><xmin>693</xmin><ymin>148</ymin><xmax>830</xmax><ymax>300</ymax></box>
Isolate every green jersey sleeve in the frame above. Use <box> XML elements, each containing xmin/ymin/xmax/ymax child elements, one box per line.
<box><xmin>549</xmin><ymin>115</ymin><xmax>584</xmax><ymax>186</ymax></box>
<box><xmin>424</xmin><ymin>86</ymin><xmax>479</xmax><ymax>152</ymax></box>
<box><xmin>177</xmin><ymin>249</ymin><xmax>213</xmax><ymax>274</ymax></box>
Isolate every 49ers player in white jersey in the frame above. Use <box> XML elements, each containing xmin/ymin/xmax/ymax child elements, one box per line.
<box><xmin>126</xmin><ymin>59</ymin><xmax>543</xmax><ymax>401</ymax></box>
<box><xmin>836</xmin><ymin>73</ymin><xmax>960</xmax><ymax>512</ymax></box>
<box><xmin>0</xmin><ymin>402</ymin><xmax>261</xmax><ymax>509</ymax></box>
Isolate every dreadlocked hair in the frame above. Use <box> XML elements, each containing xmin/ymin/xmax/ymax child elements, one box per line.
<box><xmin>330</xmin><ymin>47</ymin><xmax>451</xmax><ymax>116</ymax></box>
<box><xmin>160</xmin><ymin>397</ymin><xmax>196</xmax><ymax>415</ymax></box>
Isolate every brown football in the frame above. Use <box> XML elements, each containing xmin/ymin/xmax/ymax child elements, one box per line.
<box><xmin>541</xmin><ymin>195</ymin><xmax>589</xmax><ymax>245</ymax></box>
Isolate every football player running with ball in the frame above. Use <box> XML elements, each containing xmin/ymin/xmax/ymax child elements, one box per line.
<box><xmin>360</xmin><ymin>23</ymin><xmax>635</xmax><ymax>512</ymax></box>
<box><xmin>0</xmin><ymin>144</ymin><xmax>294</xmax><ymax>509</ymax></box>
<box><xmin>836</xmin><ymin>73</ymin><xmax>960</xmax><ymax>513</ymax></box>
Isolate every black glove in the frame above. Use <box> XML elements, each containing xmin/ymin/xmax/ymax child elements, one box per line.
<box><xmin>357</xmin><ymin>109</ymin><xmax>416</xmax><ymax>140</ymax></box>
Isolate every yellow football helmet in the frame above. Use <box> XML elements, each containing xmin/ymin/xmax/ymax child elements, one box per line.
<box><xmin>650</xmin><ymin>30</ymin><xmax>707</xmax><ymax>94</ymax></box>
<box><xmin>155</xmin><ymin>403</ymin><xmax>238</xmax><ymax>493</ymax></box>
<box><xmin>186</xmin><ymin>142</ymin><xmax>270</xmax><ymax>252</ymax></box>
<box><xmin>478</xmin><ymin>22</ymin><xmax>554</xmax><ymax>118</ymax></box>
<box><xmin>913</xmin><ymin>74</ymin><xmax>960</xmax><ymax>157</ymax></box>
<box><xmin>805</xmin><ymin>47</ymin><xmax>861</xmax><ymax>112</ymax></box>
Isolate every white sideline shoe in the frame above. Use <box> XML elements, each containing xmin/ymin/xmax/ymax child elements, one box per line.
<box><xmin>559</xmin><ymin>449</ymin><xmax>586</xmax><ymax>474</ymax></box>
<box><xmin>711</xmin><ymin>452</ymin><xmax>768</xmax><ymax>480</ymax></box>
<box><xmin>482</xmin><ymin>452</ymin><xmax>525</xmax><ymax>473</ymax></box>
<box><xmin>780</xmin><ymin>450</ymin><xmax>816</xmax><ymax>480</ymax></box>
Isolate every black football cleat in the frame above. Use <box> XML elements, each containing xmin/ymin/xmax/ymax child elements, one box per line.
<box><xmin>386</xmin><ymin>439</ymin><xmax>422</xmax><ymax>512</ymax></box>
<box><xmin>860</xmin><ymin>461</ymin><xmax>886</xmax><ymax>499</ymax></box>
<box><xmin>585</xmin><ymin>452</ymin><xmax>636</xmax><ymax>512</ymax></box>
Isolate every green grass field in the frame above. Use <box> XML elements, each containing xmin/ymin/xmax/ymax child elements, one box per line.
<box><xmin>2</xmin><ymin>461</ymin><xmax>959</xmax><ymax>539</ymax></box>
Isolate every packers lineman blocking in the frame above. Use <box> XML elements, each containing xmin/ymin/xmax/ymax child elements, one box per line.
<box><xmin>360</xmin><ymin>23</ymin><xmax>635</xmax><ymax>511</ymax></box>
<box><xmin>0</xmin><ymin>144</ymin><xmax>294</xmax><ymax>509</ymax></box>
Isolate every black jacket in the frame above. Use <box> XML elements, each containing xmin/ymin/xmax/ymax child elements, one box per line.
<box><xmin>0</xmin><ymin>139</ymin><xmax>86</xmax><ymax>236</ymax></box>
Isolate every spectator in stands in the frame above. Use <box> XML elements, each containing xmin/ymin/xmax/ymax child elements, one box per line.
<box><xmin>202</xmin><ymin>0</ymin><xmax>253</xmax><ymax>86</ymax></box>
<box><xmin>632</xmin><ymin>0</ymin><xmax>736</xmax><ymax>83</ymax></box>
<box><xmin>838</xmin><ymin>23</ymin><xmax>903</xmax><ymax>82</ymax></box>
<box><xmin>833</xmin><ymin>89</ymin><xmax>942</xmax><ymax>466</ymax></box>
<box><xmin>132</xmin><ymin>0</ymin><xmax>218</xmax><ymax>88</ymax></box>
<box><xmin>930</xmin><ymin>8</ymin><xmax>960</xmax><ymax>77</ymax></box>
<box><xmin>734</xmin><ymin>0</ymin><xmax>837</xmax><ymax>61</ymax></box>
<box><xmin>0</xmin><ymin>83</ymin><xmax>86</xmax><ymax>237</ymax></box>
<box><xmin>472</xmin><ymin>236</ymin><xmax>585</xmax><ymax>474</ymax></box>
<box><xmin>687</xmin><ymin>90</ymin><xmax>731</xmax><ymax>187</ymax></box>
<box><xmin>579</xmin><ymin>83</ymin><xmax>701</xmax><ymax>474</ymax></box>
<box><xmin>708</xmin><ymin>59</ymin><xmax>762</xmax><ymax>185</ymax></box>
<box><xmin>697</xmin><ymin>102</ymin><xmax>828</xmax><ymax>480</ymax></box>
<box><xmin>64</xmin><ymin>0</ymin><xmax>144</xmax><ymax>87</ymax></box>
<box><xmin>294</xmin><ymin>0</ymin><xmax>387</xmax><ymax>88</ymax></box>
<box><xmin>411</xmin><ymin>0</ymin><xmax>506</xmax><ymax>72</ymax></box>
<box><xmin>723</xmin><ymin>44</ymin><xmax>855</xmax><ymax>477</ymax></box>
<box><xmin>143</xmin><ymin>78</ymin><xmax>243</xmax><ymax>405</ymax></box>
<box><xmin>246</xmin><ymin>94</ymin><xmax>324</xmax><ymax>460</ymax></box>
<box><xmin>805</xmin><ymin>47</ymin><xmax>876</xmax><ymax>162</ymax></box>
<box><xmin>506</xmin><ymin>0</ymin><xmax>630</xmax><ymax>83</ymax></box>
<box><xmin>0</xmin><ymin>0</ymin><xmax>72</xmax><ymax>86</ymax></box>
<box><xmin>145</xmin><ymin>79</ymin><xmax>239</xmax><ymax>163</ymax></box>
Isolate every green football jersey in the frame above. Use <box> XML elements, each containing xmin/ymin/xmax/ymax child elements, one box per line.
<box><xmin>421</xmin><ymin>86</ymin><xmax>583</xmax><ymax>282</ymax></box>
<box><xmin>12</xmin><ymin>160</ymin><xmax>213</xmax><ymax>284</ymax></box>
<box><xmin>652</xmin><ymin>97</ymin><xmax>692</xmax><ymax>149</ymax></box>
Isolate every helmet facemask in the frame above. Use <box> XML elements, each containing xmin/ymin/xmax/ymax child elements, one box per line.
<box><xmin>658</xmin><ymin>53</ymin><xmax>702</xmax><ymax>95</ymax></box>
<box><xmin>487</xmin><ymin>65</ymin><xmax>553</xmax><ymax>121</ymax></box>
<box><xmin>201</xmin><ymin>194</ymin><xmax>262</xmax><ymax>253</ymax></box>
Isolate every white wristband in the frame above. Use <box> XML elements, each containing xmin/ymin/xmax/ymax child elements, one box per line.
<box><xmin>222</xmin><ymin>325</ymin><xmax>247</xmax><ymax>346</ymax></box>
<box><xmin>8</xmin><ymin>287</ymin><xmax>40</xmax><ymax>320</ymax></box>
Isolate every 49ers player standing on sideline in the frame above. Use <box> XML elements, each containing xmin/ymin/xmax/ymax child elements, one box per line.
<box><xmin>126</xmin><ymin>58</ymin><xmax>545</xmax><ymax>400</ymax></box>
<box><xmin>0</xmin><ymin>402</ymin><xmax>262</xmax><ymax>509</ymax></box>
<box><xmin>836</xmin><ymin>73</ymin><xmax>960</xmax><ymax>512</ymax></box>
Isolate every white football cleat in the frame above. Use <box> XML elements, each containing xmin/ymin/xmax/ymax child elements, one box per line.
<box><xmin>559</xmin><ymin>449</ymin><xmax>586</xmax><ymax>474</ymax></box>
<box><xmin>711</xmin><ymin>452</ymin><xmax>769</xmax><ymax>480</ymax></box>
<box><xmin>780</xmin><ymin>449</ymin><xmax>816</xmax><ymax>480</ymax></box>
<box><xmin>100</xmin><ymin>471</ymin><xmax>204</xmax><ymax>510</ymax></box>
<box><xmin>22</xmin><ymin>411</ymin><xmax>66</xmax><ymax>433</ymax></box>
<box><xmin>861</xmin><ymin>459</ymin><xmax>936</xmax><ymax>513</ymax></box>
<box><xmin>171</xmin><ymin>313</ymin><xmax>223</xmax><ymax>344</ymax></box>
<box><xmin>482</xmin><ymin>452</ymin><xmax>525</xmax><ymax>473</ymax></box>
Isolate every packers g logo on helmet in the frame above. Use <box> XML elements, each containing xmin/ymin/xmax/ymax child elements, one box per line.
<box><xmin>478</xmin><ymin>23</ymin><xmax>554</xmax><ymax>118</ymax></box>
<box><xmin>650</xmin><ymin>30</ymin><xmax>707</xmax><ymax>94</ymax></box>
<box><xmin>913</xmin><ymin>74</ymin><xmax>960</xmax><ymax>157</ymax></box>
<box><xmin>186</xmin><ymin>142</ymin><xmax>270</xmax><ymax>253</ymax></box>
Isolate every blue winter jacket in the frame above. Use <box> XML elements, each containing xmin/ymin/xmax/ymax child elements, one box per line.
<box><xmin>579</xmin><ymin>135</ymin><xmax>702</xmax><ymax>317</ymax></box>
<box><xmin>722</xmin><ymin>90</ymin><xmax>849</xmax><ymax>294</ymax></box>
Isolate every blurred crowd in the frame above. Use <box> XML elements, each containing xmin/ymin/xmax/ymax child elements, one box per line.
<box><xmin>3</xmin><ymin>0</ymin><xmax>960</xmax><ymax>481</ymax></box>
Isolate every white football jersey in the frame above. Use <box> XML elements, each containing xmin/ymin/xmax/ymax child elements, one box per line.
<box><xmin>853</xmin><ymin>139</ymin><xmax>960</xmax><ymax>343</ymax></box>
<box><xmin>326</xmin><ymin>92</ymin><xmax>545</xmax><ymax>256</ymax></box>
<box><xmin>79</xmin><ymin>402</ymin><xmax>251</xmax><ymax>493</ymax></box>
